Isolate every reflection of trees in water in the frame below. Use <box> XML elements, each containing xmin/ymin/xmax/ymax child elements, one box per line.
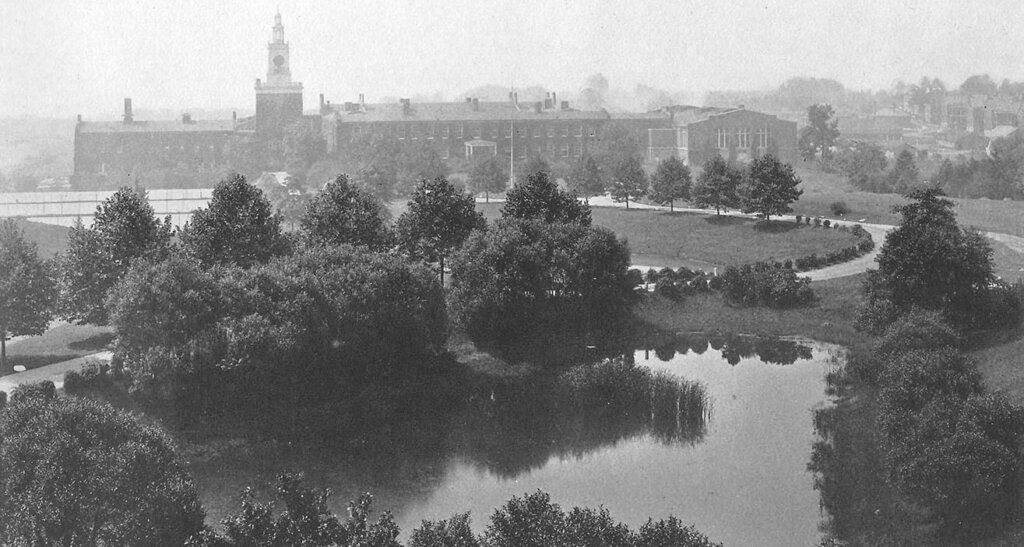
<box><xmin>450</xmin><ymin>359</ymin><xmax>709</xmax><ymax>480</ymax></box>
<box><xmin>639</xmin><ymin>331</ymin><xmax>813</xmax><ymax>366</ymax></box>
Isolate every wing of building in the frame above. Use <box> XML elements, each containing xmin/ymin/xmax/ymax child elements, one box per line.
<box><xmin>73</xmin><ymin>13</ymin><xmax>798</xmax><ymax>189</ymax></box>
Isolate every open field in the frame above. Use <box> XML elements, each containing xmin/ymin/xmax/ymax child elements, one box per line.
<box><xmin>476</xmin><ymin>203</ymin><xmax>859</xmax><ymax>270</ymax></box>
<box><xmin>791</xmin><ymin>167</ymin><xmax>1024</xmax><ymax>237</ymax></box>
<box><xmin>3</xmin><ymin>323</ymin><xmax>114</xmax><ymax>374</ymax></box>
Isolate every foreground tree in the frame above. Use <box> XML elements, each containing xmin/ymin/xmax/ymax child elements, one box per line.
<box><xmin>188</xmin><ymin>474</ymin><xmax>400</xmax><ymax>547</ymax></box>
<box><xmin>502</xmin><ymin>171</ymin><xmax>591</xmax><ymax>226</ymax></box>
<box><xmin>58</xmin><ymin>187</ymin><xmax>172</xmax><ymax>325</ymax></box>
<box><xmin>861</xmin><ymin>188</ymin><xmax>996</xmax><ymax>331</ymax></box>
<box><xmin>609</xmin><ymin>156</ymin><xmax>648</xmax><ymax>208</ymax></box>
<box><xmin>300</xmin><ymin>174</ymin><xmax>392</xmax><ymax>250</ymax></box>
<box><xmin>690</xmin><ymin>155</ymin><xmax>741</xmax><ymax>215</ymax></box>
<box><xmin>741</xmin><ymin>154</ymin><xmax>803</xmax><ymax>220</ymax></box>
<box><xmin>566</xmin><ymin>154</ymin><xmax>606</xmax><ymax>204</ymax></box>
<box><xmin>468</xmin><ymin>154</ymin><xmax>509</xmax><ymax>202</ymax></box>
<box><xmin>0</xmin><ymin>220</ymin><xmax>55</xmax><ymax>372</ymax></box>
<box><xmin>799</xmin><ymin>103</ymin><xmax>840</xmax><ymax>161</ymax></box>
<box><xmin>648</xmin><ymin>156</ymin><xmax>692</xmax><ymax>212</ymax></box>
<box><xmin>0</xmin><ymin>384</ymin><xmax>205</xmax><ymax>545</ymax></box>
<box><xmin>179</xmin><ymin>173</ymin><xmax>288</xmax><ymax>268</ymax></box>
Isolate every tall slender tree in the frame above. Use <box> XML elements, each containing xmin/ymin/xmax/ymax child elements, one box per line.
<box><xmin>690</xmin><ymin>155</ymin><xmax>741</xmax><ymax>215</ymax></box>
<box><xmin>566</xmin><ymin>154</ymin><xmax>606</xmax><ymax>204</ymax></box>
<box><xmin>648</xmin><ymin>156</ymin><xmax>692</xmax><ymax>212</ymax></box>
<box><xmin>609</xmin><ymin>156</ymin><xmax>647</xmax><ymax>209</ymax></box>
<box><xmin>741</xmin><ymin>154</ymin><xmax>803</xmax><ymax>221</ymax></box>
<box><xmin>0</xmin><ymin>220</ymin><xmax>55</xmax><ymax>372</ymax></box>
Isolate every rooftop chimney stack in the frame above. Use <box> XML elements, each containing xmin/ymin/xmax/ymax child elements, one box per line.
<box><xmin>561</xmin><ymin>100</ymin><xmax>569</xmax><ymax>110</ymax></box>
<box><xmin>359</xmin><ymin>93</ymin><xmax>365</xmax><ymax>105</ymax></box>
<box><xmin>401</xmin><ymin>98</ymin><xmax>411</xmax><ymax>115</ymax></box>
<box><xmin>76</xmin><ymin>114</ymin><xmax>82</xmax><ymax>123</ymax></box>
<box><xmin>319</xmin><ymin>94</ymin><xmax>325</xmax><ymax>111</ymax></box>
<box><xmin>181</xmin><ymin>113</ymin><xmax>192</xmax><ymax>124</ymax></box>
<box><xmin>472</xmin><ymin>98</ymin><xmax>480</xmax><ymax>111</ymax></box>
<box><xmin>534</xmin><ymin>101</ymin><xmax>542</xmax><ymax>114</ymax></box>
<box><xmin>123</xmin><ymin>98</ymin><xmax>133</xmax><ymax>124</ymax></box>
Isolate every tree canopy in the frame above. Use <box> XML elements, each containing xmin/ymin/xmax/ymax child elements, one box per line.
<box><xmin>690</xmin><ymin>155</ymin><xmax>741</xmax><ymax>215</ymax></box>
<box><xmin>0</xmin><ymin>385</ymin><xmax>205</xmax><ymax>546</ymax></box>
<box><xmin>501</xmin><ymin>170</ymin><xmax>591</xmax><ymax>226</ymax></box>
<box><xmin>179</xmin><ymin>173</ymin><xmax>288</xmax><ymax>268</ymax></box>
<box><xmin>740</xmin><ymin>154</ymin><xmax>803</xmax><ymax>220</ymax></box>
<box><xmin>887</xmin><ymin>150</ymin><xmax>920</xmax><ymax>194</ymax></box>
<box><xmin>300</xmin><ymin>174</ymin><xmax>392</xmax><ymax>251</ymax></box>
<box><xmin>395</xmin><ymin>176</ymin><xmax>485</xmax><ymax>279</ymax></box>
<box><xmin>58</xmin><ymin>187</ymin><xmax>172</xmax><ymax>325</ymax></box>
<box><xmin>0</xmin><ymin>219</ymin><xmax>55</xmax><ymax>372</ymax></box>
<box><xmin>798</xmin><ymin>103</ymin><xmax>840</xmax><ymax>161</ymax></box>
<box><xmin>648</xmin><ymin>156</ymin><xmax>692</xmax><ymax>212</ymax></box>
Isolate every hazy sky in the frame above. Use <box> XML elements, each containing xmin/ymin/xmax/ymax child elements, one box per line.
<box><xmin>2</xmin><ymin>0</ymin><xmax>1022</xmax><ymax>118</ymax></box>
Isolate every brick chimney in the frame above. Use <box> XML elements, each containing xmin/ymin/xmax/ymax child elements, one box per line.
<box><xmin>472</xmin><ymin>98</ymin><xmax>480</xmax><ymax>111</ymax></box>
<box><xmin>544</xmin><ymin>92</ymin><xmax>552</xmax><ymax>110</ymax></box>
<box><xmin>401</xmin><ymin>98</ymin><xmax>411</xmax><ymax>115</ymax></box>
<box><xmin>181</xmin><ymin>113</ymin><xmax>192</xmax><ymax>124</ymax></box>
<box><xmin>533</xmin><ymin>101</ymin><xmax>542</xmax><ymax>114</ymax></box>
<box><xmin>123</xmin><ymin>98</ymin><xmax>133</xmax><ymax>123</ymax></box>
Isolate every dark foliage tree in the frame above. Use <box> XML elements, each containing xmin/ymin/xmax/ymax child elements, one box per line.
<box><xmin>798</xmin><ymin>103</ymin><xmax>840</xmax><ymax>161</ymax></box>
<box><xmin>691</xmin><ymin>155</ymin><xmax>741</xmax><ymax>215</ymax></box>
<box><xmin>741</xmin><ymin>154</ymin><xmax>803</xmax><ymax>220</ymax></box>
<box><xmin>398</xmin><ymin>143</ymin><xmax>450</xmax><ymax>195</ymax></box>
<box><xmin>188</xmin><ymin>474</ymin><xmax>400</xmax><ymax>547</ymax></box>
<box><xmin>566</xmin><ymin>154</ymin><xmax>606</xmax><ymax>204</ymax></box>
<box><xmin>648</xmin><ymin>156</ymin><xmax>691</xmax><ymax>212</ymax></box>
<box><xmin>300</xmin><ymin>174</ymin><xmax>392</xmax><ymax>250</ymax></box>
<box><xmin>860</xmin><ymin>189</ymin><xmax>996</xmax><ymax>330</ymax></box>
<box><xmin>0</xmin><ymin>220</ymin><xmax>55</xmax><ymax>372</ymax></box>
<box><xmin>501</xmin><ymin>170</ymin><xmax>591</xmax><ymax>226</ymax></box>
<box><xmin>396</xmin><ymin>176</ymin><xmax>485</xmax><ymax>281</ymax></box>
<box><xmin>468</xmin><ymin>154</ymin><xmax>509</xmax><ymax>202</ymax></box>
<box><xmin>0</xmin><ymin>385</ymin><xmax>205</xmax><ymax>546</ymax></box>
<box><xmin>887</xmin><ymin>150</ymin><xmax>920</xmax><ymax>194</ymax></box>
<box><xmin>589</xmin><ymin>122</ymin><xmax>642</xmax><ymax>176</ymax></box>
<box><xmin>58</xmin><ymin>187</ymin><xmax>172</xmax><ymax>325</ymax></box>
<box><xmin>449</xmin><ymin>219</ymin><xmax>632</xmax><ymax>355</ymax></box>
<box><xmin>179</xmin><ymin>173</ymin><xmax>288</xmax><ymax>268</ymax></box>
<box><xmin>609</xmin><ymin>156</ymin><xmax>648</xmax><ymax>208</ymax></box>
<box><xmin>109</xmin><ymin>246</ymin><xmax>446</xmax><ymax>408</ymax></box>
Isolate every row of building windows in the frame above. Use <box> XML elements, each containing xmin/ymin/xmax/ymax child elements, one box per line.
<box><xmin>350</xmin><ymin>123</ymin><xmax>600</xmax><ymax>141</ymax></box>
<box><xmin>447</xmin><ymin>142</ymin><xmax>587</xmax><ymax>160</ymax></box>
<box><xmin>716</xmin><ymin>127</ymin><xmax>771</xmax><ymax>149</ymax></box>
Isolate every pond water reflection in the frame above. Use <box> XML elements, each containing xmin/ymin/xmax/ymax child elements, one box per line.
<box><xmin>188</xmin><ymin>334</ymin><xmax>839</xmax><ymax>546</ymax></box>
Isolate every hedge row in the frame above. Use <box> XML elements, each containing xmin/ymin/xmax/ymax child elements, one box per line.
<box><xmin>792</xmin><ymin>224</ymin><xmax>874</xmax><ymax>272</ymax></box>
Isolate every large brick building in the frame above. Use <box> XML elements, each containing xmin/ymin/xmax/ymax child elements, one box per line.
<box><xmin>73</xmin><ymin>13</ymin><xmax>798</xmax><ymax>187</ymax></box>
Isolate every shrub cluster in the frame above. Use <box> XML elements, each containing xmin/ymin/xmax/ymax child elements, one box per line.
<box><xmin>792</xmin><ymin>224</ymin><xmax>874</xmax><ymax>271</ymax></box>
<box><xmin>870</xmin><ymin>312</ymin><xmax>1024</xmax><ymax>534</ymax></box>
<box><xmin>720</xmin><ymin>261</ymin><xmax>815</xmax><ymax>308</ymax></box>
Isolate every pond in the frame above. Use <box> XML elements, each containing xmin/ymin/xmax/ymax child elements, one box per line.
<box><xmin>187</xmin><ymin>334</ymin><xmax>842</xmax><ymax>546</ymax></box>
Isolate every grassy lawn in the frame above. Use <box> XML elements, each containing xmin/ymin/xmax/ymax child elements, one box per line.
<box><xmin>3</xmin><ymin>323</ymin><xmax>114</xmax><ymax>374</ymax></box>
<box><xmin>476</xmin><ymin>202</ymin><xmax>859</xmax><ymax>270</ymax></box>
<box><xmin>10</xmin><ymin>218</ymin><xmax>70</xmax><ymax>257</ymax></box>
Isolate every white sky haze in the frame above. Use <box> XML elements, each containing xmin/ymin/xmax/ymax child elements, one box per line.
<box><xmin>1</xmin><ymin>0</ymin><xmax>1022</xmax><ymax>118</ymax></box>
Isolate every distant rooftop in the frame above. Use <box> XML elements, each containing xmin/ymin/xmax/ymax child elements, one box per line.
<box><xmin>326</xmin><ymin>100</ymin><xmax>638</xmax><ymax>123</ymax></box>
<box><xmin>78</xmin><ymin>119</ymin><xmax>237</xmax><ymax>133</ymax></box>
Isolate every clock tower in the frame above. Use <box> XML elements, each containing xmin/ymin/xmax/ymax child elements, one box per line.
<box><xmin>255</xmin><ymin>11</ymin><xmax>303</xmax><ymax>131</ymax></box>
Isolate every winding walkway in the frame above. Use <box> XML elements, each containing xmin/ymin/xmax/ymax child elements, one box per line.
<box><xmin>0</xmin><ymin>351</ymin><xmax>112</xmax><ymax>395</ymax></box>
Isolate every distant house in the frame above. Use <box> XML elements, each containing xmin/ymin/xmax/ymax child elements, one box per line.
<box><xmin>942</xmin><ymin>93</ymin><xmax>1023</xmax><ymax>134</ymax></box>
